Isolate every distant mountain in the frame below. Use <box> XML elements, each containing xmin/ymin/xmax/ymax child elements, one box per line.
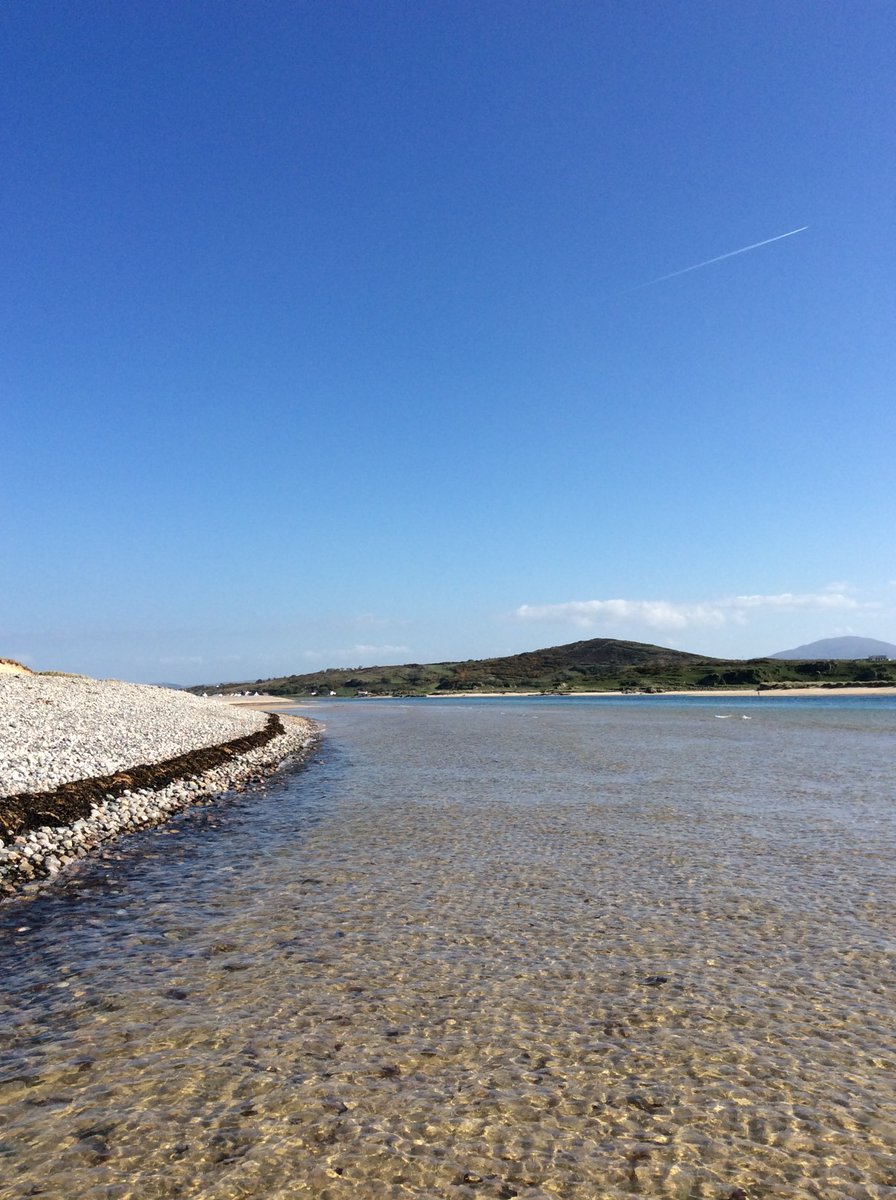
<box><xmin>190</xmin><ymin>635</ymin><xmax>896</xmax><ymax>697</ymax></box>
<box><xmin>769</xmin><ymin>636</ymin><xmax>896</xmax><ymax>660</ymax></box>
<box><xmin>192</xmin><ymin>637</ymin><xmax>718</xmax><ymax>696</ymax></box>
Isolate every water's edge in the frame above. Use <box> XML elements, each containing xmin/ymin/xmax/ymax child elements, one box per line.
<box><xmin>0</xmin><ymin>715</ymin><xmax>319</xmax><ymax>901</ymax></box>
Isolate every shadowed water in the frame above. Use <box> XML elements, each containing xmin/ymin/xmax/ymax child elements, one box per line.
<box><xmin>1</xmin><ymin>697</ymin><xmax>894</xmax><ymax>1199</ymax></box>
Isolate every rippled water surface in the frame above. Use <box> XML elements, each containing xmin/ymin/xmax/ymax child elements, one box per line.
<box><xmin>1</xmin><ymin>697</ymin><xmax>894</xmax><ymax>1199</ymax></box>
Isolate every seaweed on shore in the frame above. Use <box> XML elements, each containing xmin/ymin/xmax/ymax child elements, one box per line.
<box><xmin>0</xmin><ymin>713</ymin><xmax>284</xmax><ymax>839</ymax></box>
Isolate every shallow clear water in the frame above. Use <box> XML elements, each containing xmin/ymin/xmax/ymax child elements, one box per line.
<box><xmin>1</xmin><ymin>697</ymin><xmax>894</xmax><ymax>1199</ymax></box>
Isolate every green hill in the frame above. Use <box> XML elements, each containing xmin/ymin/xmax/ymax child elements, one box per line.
<box><xmin>189</xmin><ymin>637</ymin><xmax>896</xmax><ymax>697</ymax></box>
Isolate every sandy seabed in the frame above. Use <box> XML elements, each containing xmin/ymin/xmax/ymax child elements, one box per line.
<box><xmin>1</xmin><ymin>700</ymin><xmax>893</xmax><ymax>1199</ymax></box>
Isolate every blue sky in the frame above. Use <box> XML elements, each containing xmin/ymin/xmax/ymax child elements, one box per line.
<box><xmin>3</xmin><ymin>1</ymin><xmax>894</xmax><ymax>684</ymax></box>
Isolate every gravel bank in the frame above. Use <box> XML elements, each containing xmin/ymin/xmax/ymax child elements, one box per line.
<box><xmin>0</xmin><ymin>674</ymin><xmax>279</xmax><ymax>794</ymax></box>
<box><xmin>0</xmin><ymin>674</ymin><xmax>318</xmax><ymax>900</ymax></box>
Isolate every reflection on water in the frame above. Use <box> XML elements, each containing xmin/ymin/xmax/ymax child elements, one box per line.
<box><xmin>1</xmin><ymin>698</ymin><xmax>894</xmax><ymax>1199</ymax></box>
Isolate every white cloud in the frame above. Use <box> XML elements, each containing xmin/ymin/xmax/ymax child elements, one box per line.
<box><xmin>301</xmin><ymin>643</ymin><xmax>410</xmax><ymax>664</ymax></box>
<box><xmin>514</xmin><ymin>599</ymin><xmax>725</xmax><ymax>629</ymax></box>
<box><xmin>728</xmin><ymin>591</ymin><xmax>863</xmax><ymax>612</ymax></box>
<box><xmin>513</xmin><ymin>591</ymin><xmax>865</xmax><ymax>631</ymax></box>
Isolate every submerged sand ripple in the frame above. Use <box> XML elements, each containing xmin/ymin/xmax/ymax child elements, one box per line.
<box><xmin>0</xmin><ymin>700</ymin><xmax>893</xmax><ymax>1198</ymax></box>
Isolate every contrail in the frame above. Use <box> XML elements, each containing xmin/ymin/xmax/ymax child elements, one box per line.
<box><xmin>626</xmin><ymin>225</ymin><xmax>808</xmax><ymax>293</ymax></box>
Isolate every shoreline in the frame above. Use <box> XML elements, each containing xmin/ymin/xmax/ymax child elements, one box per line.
<box><xmin>0</xmin><ymin>675</ymin><xmax>320</xmax><ymax>902</ymax></box>
<box><xmin>418</xmin><ymin>685</ymin><xmax>896</xmax><ymax>699</ymax></box>
<box><xmin>219</xmin><ymin>685</ymin><xmax>896</xmax><ymax>703</ymax></box>
<box><xmin>637</xmin><ymin>685</ymin><xmax>896</xmax><ymax>698</ymax></box>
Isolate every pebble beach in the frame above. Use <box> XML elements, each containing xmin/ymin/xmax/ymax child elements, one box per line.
<box><xmin>0</xmin><ymin>667</ymin><xmax>318</xmax><ymax>899</ymax></box>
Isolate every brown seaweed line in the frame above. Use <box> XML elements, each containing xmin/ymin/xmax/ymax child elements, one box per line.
<box><xmin>0</xmin><ymin>713</ymin><xmax>286</xmax><ymax>839</ymax></box>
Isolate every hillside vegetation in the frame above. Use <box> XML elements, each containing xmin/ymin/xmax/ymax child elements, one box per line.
<box><xmin>190</xmin><ymin>638</ymin><xmax>896</xmax><ymax>697</ymax></box>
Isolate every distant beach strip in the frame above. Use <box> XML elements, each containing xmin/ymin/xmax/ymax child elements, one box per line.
<box><xmin>0</xmin><ymin>666</ymin><xmax>319</xmax><ymax>900</ymax></box>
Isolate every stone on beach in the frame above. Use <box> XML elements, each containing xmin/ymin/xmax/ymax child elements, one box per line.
<box><xmin>0</xmin><ymin>672</ymin><xmax>318</xmax><ymax>898</ymax></box>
